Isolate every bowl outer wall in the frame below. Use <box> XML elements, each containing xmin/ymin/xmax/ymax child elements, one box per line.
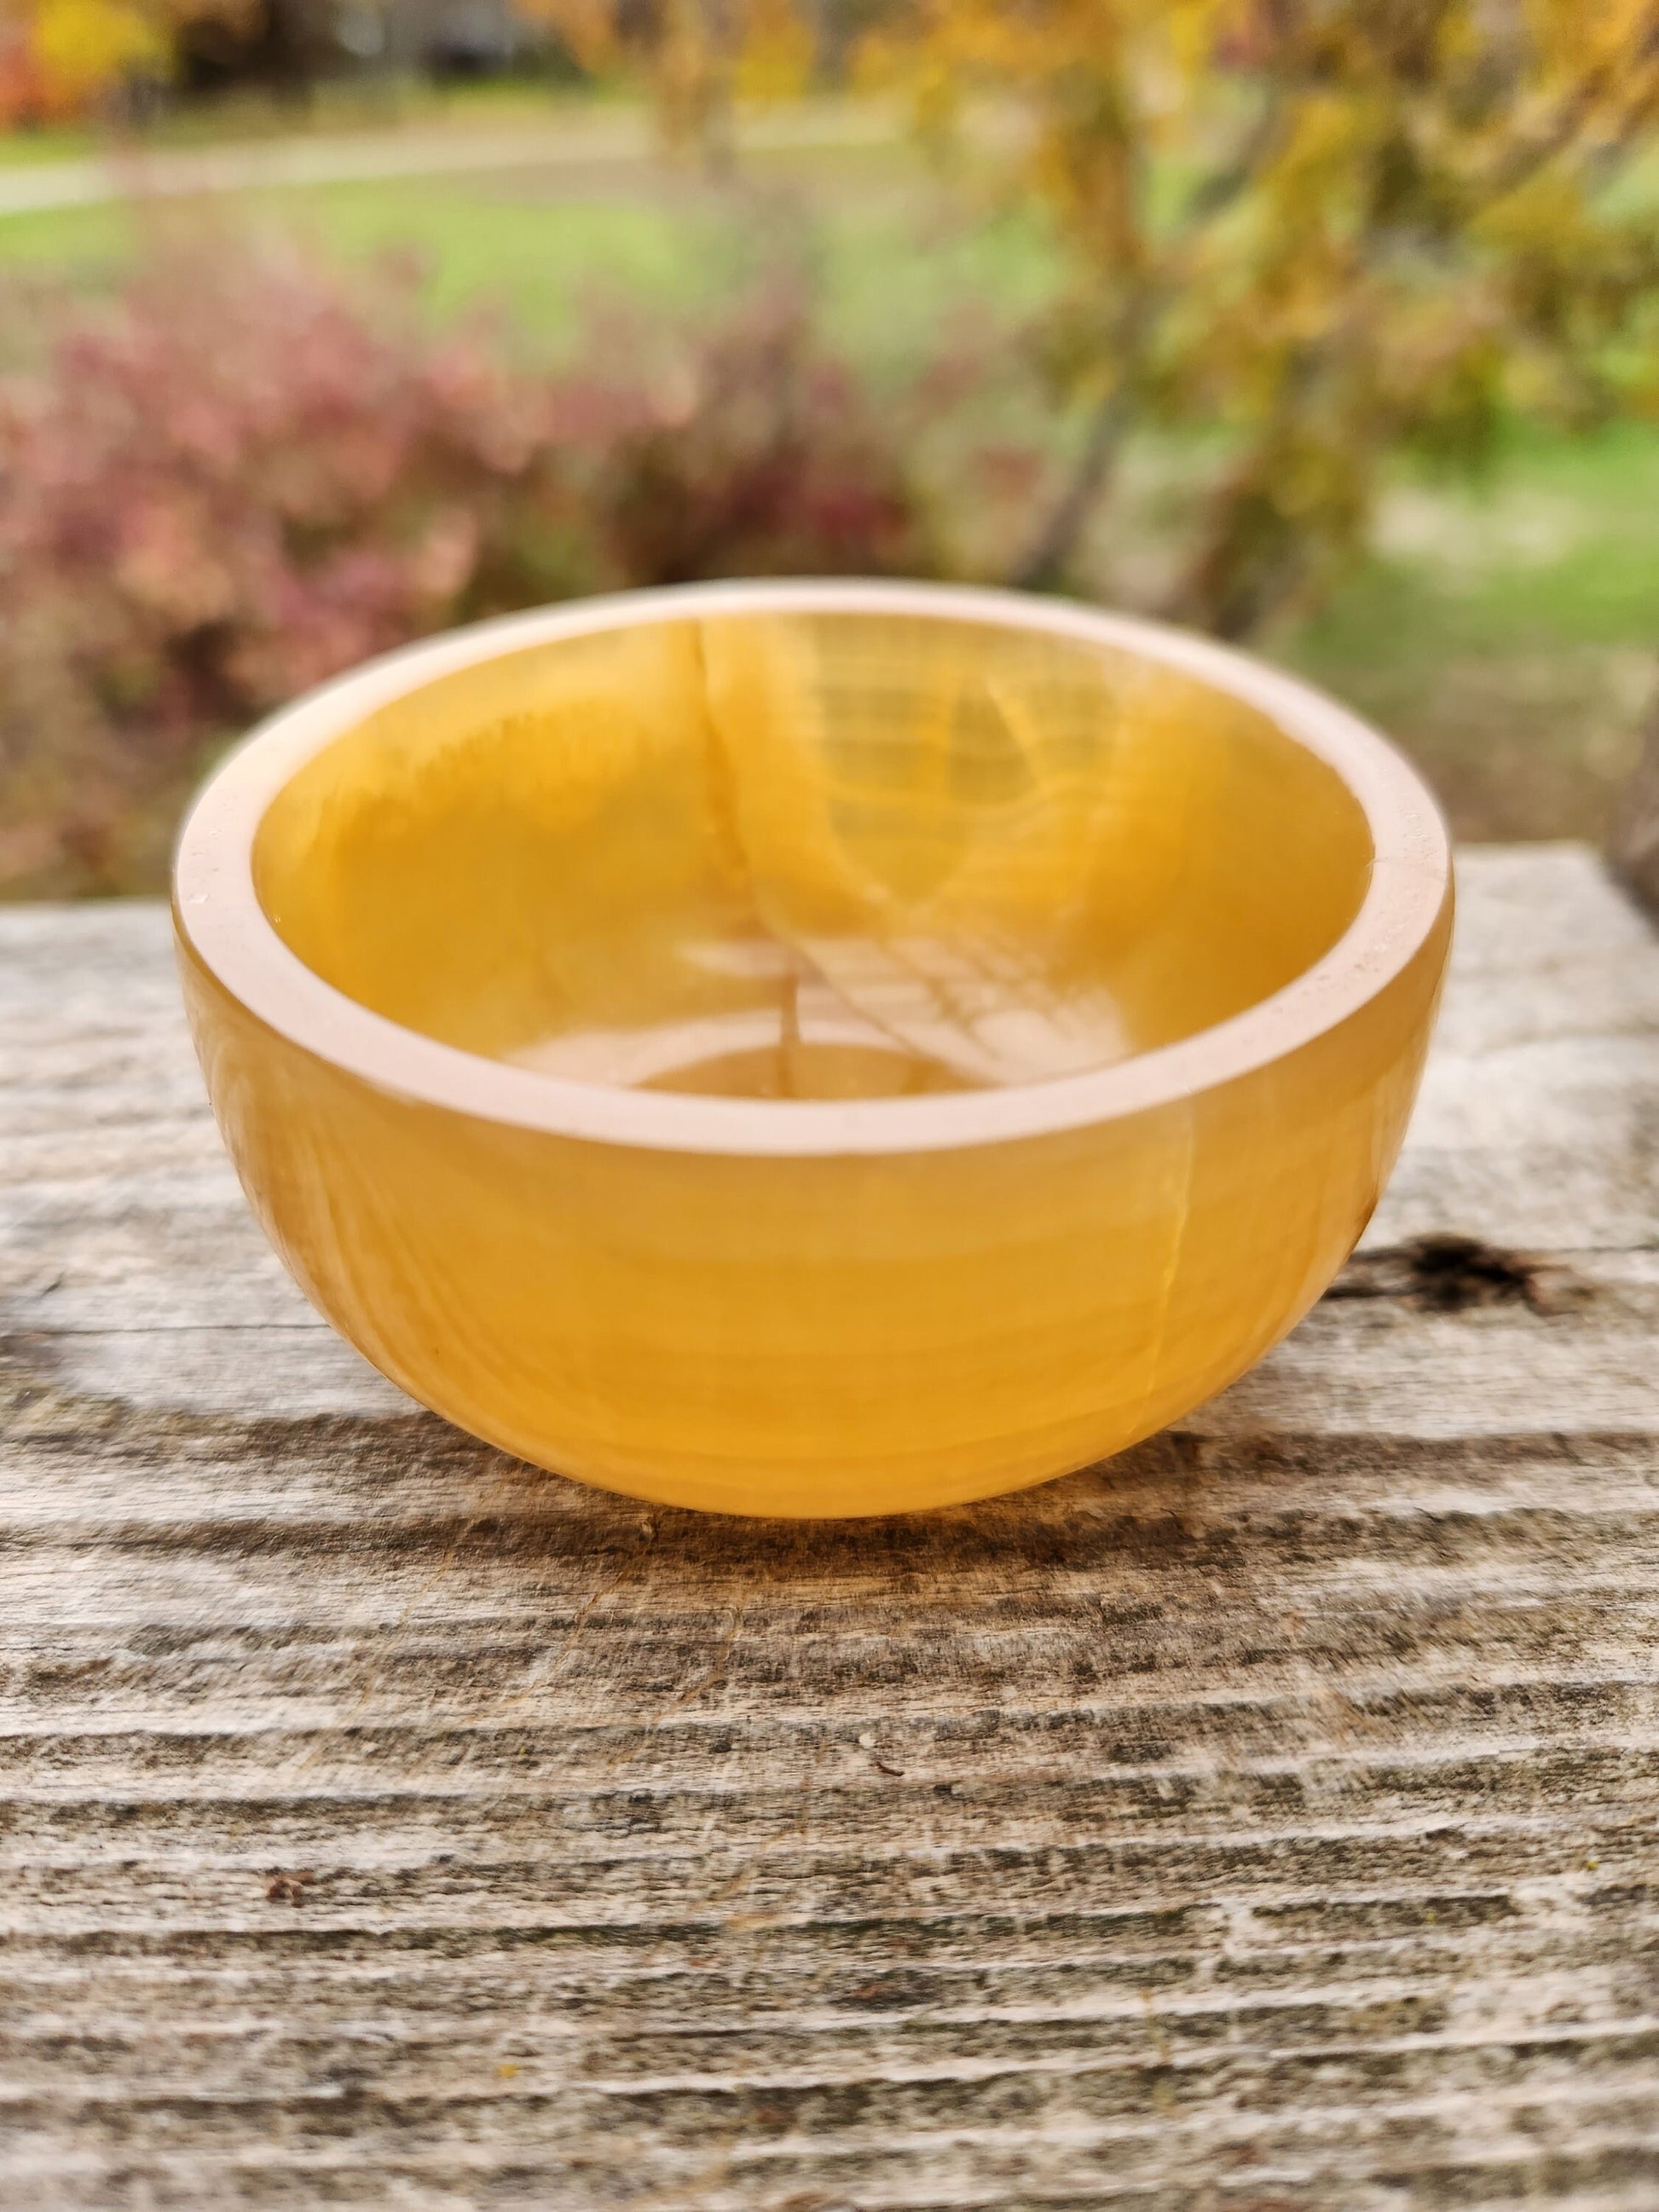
<box><xmin>176</xmin><ymin>875</ymin><xmax>1452</xmax><ymax>1519</ymax></box>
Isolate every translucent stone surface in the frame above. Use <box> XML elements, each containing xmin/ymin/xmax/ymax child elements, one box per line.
<box><xmin>252</xmin><ymin>613</ymin><xmax>1374</xmax><ymax>1099</ymax></box>
<box><xmin>179</xmin><ymin>594</ymin><xmax>1451</xmax><ymax>1516</ymax></box>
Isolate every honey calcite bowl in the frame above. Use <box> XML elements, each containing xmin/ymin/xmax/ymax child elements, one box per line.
<box><xmin>176</xmin><ymin>581</ymin><xmax>1452</xmax><ymax>1518</ymax></box>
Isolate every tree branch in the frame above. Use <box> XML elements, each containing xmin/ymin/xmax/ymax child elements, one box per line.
<box><xmin>1009</xmin><ymin>372</ymin><xmax>1139</xmax><ymax>592</ymax></box>
<box><xmin>1007</xmin><ymin>80</ymin><xmax>1292</xmax><ymax>597</ymax></box>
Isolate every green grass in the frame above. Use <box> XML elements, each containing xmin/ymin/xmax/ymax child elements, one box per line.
<box><xmin>1286</xmin><ymin>427</ymin><xmax>1659</xmax><ymax>840</ymax></box>
<box><xmin>294</xmin><ymin>181</ymin><xmax>732</xmax><ymax>339</ymax></box>
<box><xmin>0</xmin><ymin>123</ymin><xmax>94</xmax><ymax>164</ymax></box>
<box><xmin>0</xmin><ymin>197</ymin><xmax>132</xmax><ymax>269</ymax></box>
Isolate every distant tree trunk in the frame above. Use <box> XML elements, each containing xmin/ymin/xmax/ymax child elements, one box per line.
<box><xmin>261</xmin><ymin>0</ymin><xmax>331</xmax><ymax>102</ymax></box>
<box><xmin>802</xmin><ymin>0</ymin><xmax>856</xmax><ymax>88</ymax></box>
<box><xmin>1009</xmin><ymin>288</ymin><xmax>1159</xmax><ymax>598</ymax></box>
<box><xmin>1610</xmin><ymin>695</ymin><xmax>1659</xmax><ymax>921</ymax></box>
<box><xmin>1009</xmin><ymin>380</ymin><xmax>1136</xmax><ymax>594</ymax></box>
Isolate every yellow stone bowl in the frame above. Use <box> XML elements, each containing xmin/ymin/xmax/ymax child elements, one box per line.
<box><xmin>175</xmin><ymin>581</ymin><xmax>1452</xmax><ymax>1518</ymax></box>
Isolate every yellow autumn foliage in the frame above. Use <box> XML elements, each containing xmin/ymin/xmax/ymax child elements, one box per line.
<box><xmin>26</xmin><ymin>0</ymin><xmax>165</xmax><ymax>103</ymax></box>
<box><xmin>551</xmin><ymin>0</ymin><xmax>1659</xmax><ymax>638</ymax></box>
<box><xmin>3</xmin><ymin>0</ymin><xmax>247</xmax><ymax>117</ymax></box>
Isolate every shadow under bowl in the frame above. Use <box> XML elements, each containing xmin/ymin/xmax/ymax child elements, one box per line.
<box><xmin>175</xmin><ymin>581</ymin><xmax>1452</xmax><ymax>1517</ymax></box>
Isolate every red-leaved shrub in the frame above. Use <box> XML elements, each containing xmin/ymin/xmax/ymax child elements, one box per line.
<box><xmin>0</xmin><ymin>238</ymin><xmax>939</xmax><ymax>893</ymax></box>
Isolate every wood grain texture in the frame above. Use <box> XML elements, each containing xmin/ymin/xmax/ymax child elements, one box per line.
<box><xmin>3</xmin><ymin>843</ymin><xmax>1659</xmax><ymax>2210</ymax></box>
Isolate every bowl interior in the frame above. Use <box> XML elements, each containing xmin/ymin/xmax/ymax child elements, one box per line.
<box><xmin>251</xmin><ymin>609</ymin><xmax>1373</xmax><ymax>1102</ymax></box>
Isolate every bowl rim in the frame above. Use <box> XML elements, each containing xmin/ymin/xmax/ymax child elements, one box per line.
<box><xmin>174</xmin><ymin>579</ymin><xmax>1452</xmax><ymax>1158</ymax></box>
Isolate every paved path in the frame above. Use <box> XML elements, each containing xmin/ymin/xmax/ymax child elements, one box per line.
<box><xmin>0</xmin><ymin>98</ymin><xmax>897</xmax><ymax>218</ymax></box>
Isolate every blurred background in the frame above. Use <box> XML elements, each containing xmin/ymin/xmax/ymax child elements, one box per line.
<box><xmin>2</xmin><ymin>0</ymin><xmax>1656</xmax><ymax>899</ymax></box>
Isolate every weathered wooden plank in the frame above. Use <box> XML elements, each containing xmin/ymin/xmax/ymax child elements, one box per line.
<box><xmin>3</xmin><ymin>844</ymin><xmax>1659</xmax><ymax>2209</ymax></box>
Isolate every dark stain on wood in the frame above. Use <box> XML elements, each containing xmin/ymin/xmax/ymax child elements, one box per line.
<box><xmin>1330</xmin><ymin>1233</ymin><xmax>1595</xmax><ymax>1315</ymax></box>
